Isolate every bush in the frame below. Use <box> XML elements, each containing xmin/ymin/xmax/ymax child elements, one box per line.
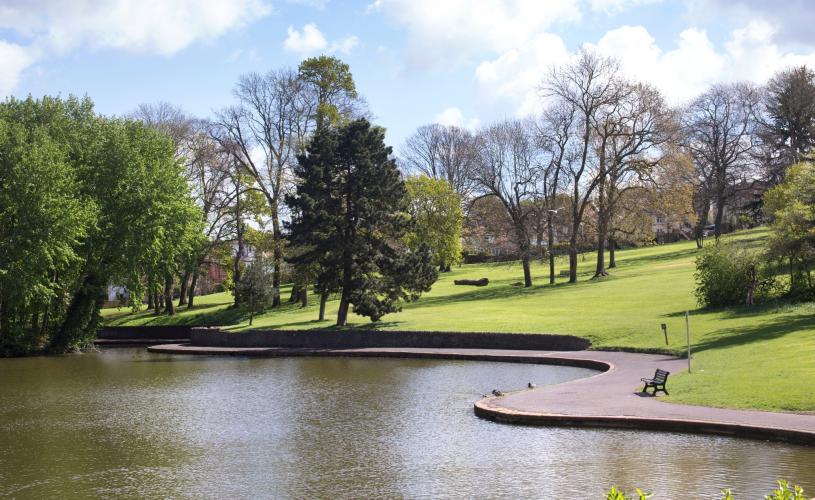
<box><xmin>694</xmin><ymin>243</ymin><xmax>773</xmax><ymax>307</ymax></box>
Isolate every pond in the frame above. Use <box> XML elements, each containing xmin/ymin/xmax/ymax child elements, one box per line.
<box><xmin>1</xmin><ymin>348</ymin><xmax>813</xmax><ymax>498</ymax></box>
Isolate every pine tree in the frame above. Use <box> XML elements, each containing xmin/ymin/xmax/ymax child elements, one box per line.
<box><xmin>286</xmin><ymin>119</ymin><xmax>437</xmax><ymax>326</ymax></box>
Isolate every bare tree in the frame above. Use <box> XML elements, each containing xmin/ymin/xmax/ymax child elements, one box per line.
<box><xmin>535</xmin><ymin>102</ymin><xmax>576</xmax><ymax>283</ymax></box>
<box><xmin>212</xmin><ymin>69</ymin><xmax>314</xmax><ymax>307</ymax></box>
<box><xmin>400</xmin><ymin>124</ymin><xmax>476</xmax><ymax>198</ymax></box>
<box><xmin>544</xmin><ymin>49</ymin><xmax>627</xmax><ymax>283</ymax></box>
<box><xmin>130</xmin><ymin>102</ymin><xmax>193</xmax><ymax>152</ymax></box>
<box><xmin>592</xmin><ymin>83</ymin><xmax>673</xmax><ymax>277</ymax></box>
<box><xmin>472</xmin><ymin>119</ymin><xmax>539</xmax><ymax>287</ymax></box>
<box><xmin>681</xmin><ymin>82</ymin><xmax>759</xmax><ymax>242</ymax></box>
<box><xmin>184</xmin><ymin>120</ymin><xmax>238</xmax><ymax>308</ymax></box>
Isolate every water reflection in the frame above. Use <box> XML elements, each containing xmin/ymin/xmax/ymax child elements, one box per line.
<box><xmin>0</xmin><ymin>349</ymin><xmax>813</xmax><ymax>498</ymax></box>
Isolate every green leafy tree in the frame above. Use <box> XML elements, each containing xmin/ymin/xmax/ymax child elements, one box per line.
<box><xmin>0</xmin><ymin>116</ymin><xmax>94</xmax><ymax>354</ymax></box>
<box><xmin>287</xmin><ymin>119</ymin><xmax>438</xmax><ymax>326</ymax></box>
<box><xmin>765</xmin><ymin>162</ymin><xmax>815</xmax><ymax>294</ymax></box>
<box><xmin>0</xmin><ymin>96</ymin><xmax>201</xmax><ymax>354</ymax></box>
<box><xmin>404</xmin><ymin>176</ymin><xmax>463</xmax><ymax>272</ymax></box>
<box><xmin>298</xmin><ymin>55</ymin><xmax>359</xmax><ymax>131</ymax></box>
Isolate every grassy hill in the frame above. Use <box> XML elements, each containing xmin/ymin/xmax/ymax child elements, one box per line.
<box><xmin>102</xmin><ymin>227</ymin><xmax>815</xmax><ymax>412</ymax></box>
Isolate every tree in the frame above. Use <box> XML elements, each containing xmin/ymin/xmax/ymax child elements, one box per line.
<box><xmin>213</xmin><ymin>69</ymin><xmax>313</xmax><ymax>308</ymax></box>
<box><xmin>544</xmin><ymin>50</ymin><xmax>628</xmax><ymax>282</ymax></box>
<box><xmin>471</xmin><ymin>119</ymin><xmax>539</xmax><ymax>287</ymax></box>
<box><xmin>0</xmin><ymin>114</ymin><xmax>93</xmax><ymax>354</ymax></box>
<box><xmin>759</xmin><ymin>66</ymin><xmax>815</xmax><ymax>184</ymax></box>
<box><xmin>0</xmin><ymin>96</ymin><xmax>201</xmax><ymax>354</ymax></box>
<box><xmin>681</xmin><ymin>82</ymin><xmax>759</xmax><ymax>242</ymax></box>
<box><xmin>287</xmin><ymin>119</ymin><xmax>437</xmax><ymax>326</ymax></box>
<box><xmin>400</xmin><ymin>124</ymin><xmax>476</xmax><ymax>198</ymax></box>
<box><xmin>298</xmin><ymin>55</ymin><xmax>361</xmax><ymax>132</ymax></box>
<box><xmin>404</xmin><ymin>176</ymin><xmax>464</xmax><ymax>272</ymax></box>
<box><xmin>535</xmin><ymin>103</ymin><xmax>574</xmax><ymax>283</ymax></box>
<box><xmin>765</xmin><ymin>162</ymin><xmax>815</xmax><ymax>294</ymax></box>
<box><xmin>592</xmin><ymin>83</ymin><xmax>672</xmax><ymax>277</ymax></box>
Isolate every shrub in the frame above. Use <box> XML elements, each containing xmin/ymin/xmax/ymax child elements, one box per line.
<box><xmin>694</xmin><ymin>243</ymin><xmax>771</xmax><ymax>307</ymax></box>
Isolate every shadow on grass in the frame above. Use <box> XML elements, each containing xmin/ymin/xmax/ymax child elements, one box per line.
<box><xmin>688</xmin><ymin>309</ymin><xmax>815</xmax><ymax>354</ymax></box>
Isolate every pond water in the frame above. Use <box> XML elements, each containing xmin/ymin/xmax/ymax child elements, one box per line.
<box><xmin>0</xmin><ymin>348</ymin><xmax>813</xmax><ymax>498</ymax></box>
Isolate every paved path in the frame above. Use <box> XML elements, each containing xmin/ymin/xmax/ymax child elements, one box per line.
<box><xmin>147</xmin><ymin>344</ymin><xmax>815</xmax><ymax>445</ymax></box>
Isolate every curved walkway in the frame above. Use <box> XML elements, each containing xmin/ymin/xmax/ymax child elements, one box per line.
<box><xmin>147</xmin><ymin>343</ymin><xmax>815</xmax><ymax>445</ymax></box>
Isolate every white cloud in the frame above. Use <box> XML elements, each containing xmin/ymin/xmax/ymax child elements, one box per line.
<box><xmin>0</xmin><ymin>0</ymin><xmax>271</xmax><ymax>97</ymax></box>
<box><xmin>330</xmin><ymin>35</ymin><xmax>360</xmax><ymax>55</ymax></box>
<box><xmin>0</xmin><ymin>0</ymin><xmax>272</xmax><ymax>56</ymax></box>
<box><xmin>433</xmin><ymin>107</ymin><xmax>479</xmax><ymax>129</ymax></box>
<box><xmin>475</xmin><ymin>32</ymin><xmax>571</xmax><ymax>116</ymax></box>
<box><xmin>284</xmin><ymin>23</ymin><xmax>360</xmax><ymax>55</ymax></box>
<box><xmin>370</xmin><ymin>0</ymin><xmax>580</xmax><ymax>68</ymax></box>
<box><xmin>590</xmin><ymin>22</ymin><xmax>815</xmax><ymax>104</ymax></box>
<box><xmin>0</xmin><ymin>41</ymin><xmax>37</xmax><ymax>98</ymax></box>
<box><xmin>475</xmin><ymin>21</ymin><xmax>815</xmax><ymax>117</ymax></box>
<box><xmin>589</xmin><ymin>0</ymin><xmax>662</xmax><ymax>15</ymax></box>
<box><xmin>284</xmin><ymin>23</ymin><xmax>328</xmax><ymax>54</ymax></box>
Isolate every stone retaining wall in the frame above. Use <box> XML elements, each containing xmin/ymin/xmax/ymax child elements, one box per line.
<box><xmin>190</xmin><ymin>328</ymin><xmax>591</xmax><ymax>351</ymax></box>
<box><xmin>98</xmin><ymin>325</ymin><xmax>193</xmax><ymax>340</ymax></box>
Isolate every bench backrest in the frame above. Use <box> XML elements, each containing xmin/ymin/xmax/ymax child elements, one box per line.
<box><xmin>653</xmin><ymin>369</ymin><xmax>669</xmax><ymax>383</ymax></box>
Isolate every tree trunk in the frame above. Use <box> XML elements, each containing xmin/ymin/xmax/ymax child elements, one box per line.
<box><xmin>319</xmin><ymin>292</ymin><xmax>328</xmax><ymax>321</ymax></box>
<box><xmin>568</xmin><ymin>233</ymin><xmax>578</xmax><ymax>283</ymax></box>
<box><xmin>51</xmin><ymin>271</ymin><xmax>104</xmax><ymax>353</ymax></box>
<box><xmin>714</xmin><ymin>189</ymin><xmax>726</xmax><ymax>239</ymax></box>
<box><xmin>234</xmin><ymin>186</ymin><xmax>244</xmax><ymax>307</ymax></box>
<box><xmin>188</xmin><ymin>273</ymin><xmax>198</xmax><ymax>308</ymax></box>
<box><xmin>300</xmin><ymin>286</ymin><xmax>308</xmax><ymax>307</ymax></box>
<box><xmin>271</xmin><ymin>205</ymin><xmax>282</xmax><ymax>308</ymax></box>
<box><xmin>289</xmin><ymin>284</ymin><xmax>301</xmax><ymax>303</ymax></box>
<box><xmin>147</xmin><ymin>292</ymin><xmax>154</xmax><ymax>310</ymax></box>
<box><xmin>608</xmin><ymin>237</ymin><xmax>616</xmax><ymax>269</ymax></box>
<box><xmin>163</xmin><ymin>273</ymin><xmax>175</xmax><ymax>316</ymax></box>
<box><xmin>337</xmin><ymin>255</ymin><xmax>353</xmax><ymax>326</ymax></box>
<box><xmin>547</xmin><ymin>214</ymin><xmax>556</xmax><ymax>284</ymax></box>
<box><xmin>594</xmin><ymin>236</ymin><xmax>607</xmax><ymax>278</ymax></box>
<box><xmin>336</xmin><ymin>295</ymin><xmax>349</xmax><ymax>326</ymax></box>
<box><xmin>521</xmin><ymin>254</ymin><xmax>532</xmax><ymax>287</ymax></box>
<box><xmin>177</xmin><ymin>270</ymin><xmax>190</xmax><ymax>307</ymax></box>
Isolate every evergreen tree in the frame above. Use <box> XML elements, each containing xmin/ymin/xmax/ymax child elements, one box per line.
<box><xmin>287</xmin><ymin>119</ymin><xmax>437</xmax><ymax>326</ymax></box>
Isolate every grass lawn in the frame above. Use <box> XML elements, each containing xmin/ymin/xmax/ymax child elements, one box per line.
<box><xmin>102</xmin><ymin>227</ymin><xmax>815</xmax><ymax>412</ymax></box>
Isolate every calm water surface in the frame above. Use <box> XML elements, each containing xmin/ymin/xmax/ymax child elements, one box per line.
<box><xmin>1</xmin><ymin>348</ymin><xmax>813</xmax><ymax>498</ymax></box>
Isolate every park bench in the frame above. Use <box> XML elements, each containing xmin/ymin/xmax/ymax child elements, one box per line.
<box><xmin>640</xmin><ymin>368</ymin><xmax>670</xmax><ymax>395</ymax></box>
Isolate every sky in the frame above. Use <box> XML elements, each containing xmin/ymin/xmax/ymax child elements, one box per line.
<box><xmin>2</xmin><ymin>0</ymin><xmax>815</xmax><ymax>148</ymax></box>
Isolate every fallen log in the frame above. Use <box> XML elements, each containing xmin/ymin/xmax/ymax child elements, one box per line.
<box><xmin>453</xmin><ymin>278</ymin><xmax>489</xmax><ymax>286</ymax></box>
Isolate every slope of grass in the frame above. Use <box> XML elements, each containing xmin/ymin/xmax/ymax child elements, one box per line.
<box><xmin>102</xmin><ymin>228</ymin><xmax>815</xmax><ymax>412</ymax></box>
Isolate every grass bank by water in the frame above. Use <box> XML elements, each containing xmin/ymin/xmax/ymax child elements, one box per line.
<box><xmin>102</xmin><ymin>228</ymin><xmax>815</xmax><ymax>412</ymax></box>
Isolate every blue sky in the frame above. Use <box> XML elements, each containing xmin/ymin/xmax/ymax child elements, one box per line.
<box><xmin>2</xmin><ymin>0</ymin><xmax>814</xmax><ymax>148</ymax></box>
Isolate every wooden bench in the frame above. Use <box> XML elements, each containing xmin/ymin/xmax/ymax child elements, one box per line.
<box><xmin>640</xmin><ymin>368</ymin><xmax>670</xmax><ymax>395</ymax></box>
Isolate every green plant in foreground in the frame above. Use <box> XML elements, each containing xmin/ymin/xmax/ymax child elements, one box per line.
<box><xmin>606</xmin><ymin>486</ymin><xmax>652</xmax><ymax>500</ymax></box>
<box><xmin>765</xmin><ymin>480</ymin><xmax>808</xmax><ymax>500</ymax></box>
<box><xmin>606</xmin><ymin>480</ymin><xmax>806</xmax><ymax>499</ymax></box>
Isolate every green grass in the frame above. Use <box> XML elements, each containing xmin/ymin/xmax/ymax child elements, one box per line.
<box><xmin>102</xmin><ymin>227</ymin><xmax>815</xmax><ymax>412</ymax></box>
